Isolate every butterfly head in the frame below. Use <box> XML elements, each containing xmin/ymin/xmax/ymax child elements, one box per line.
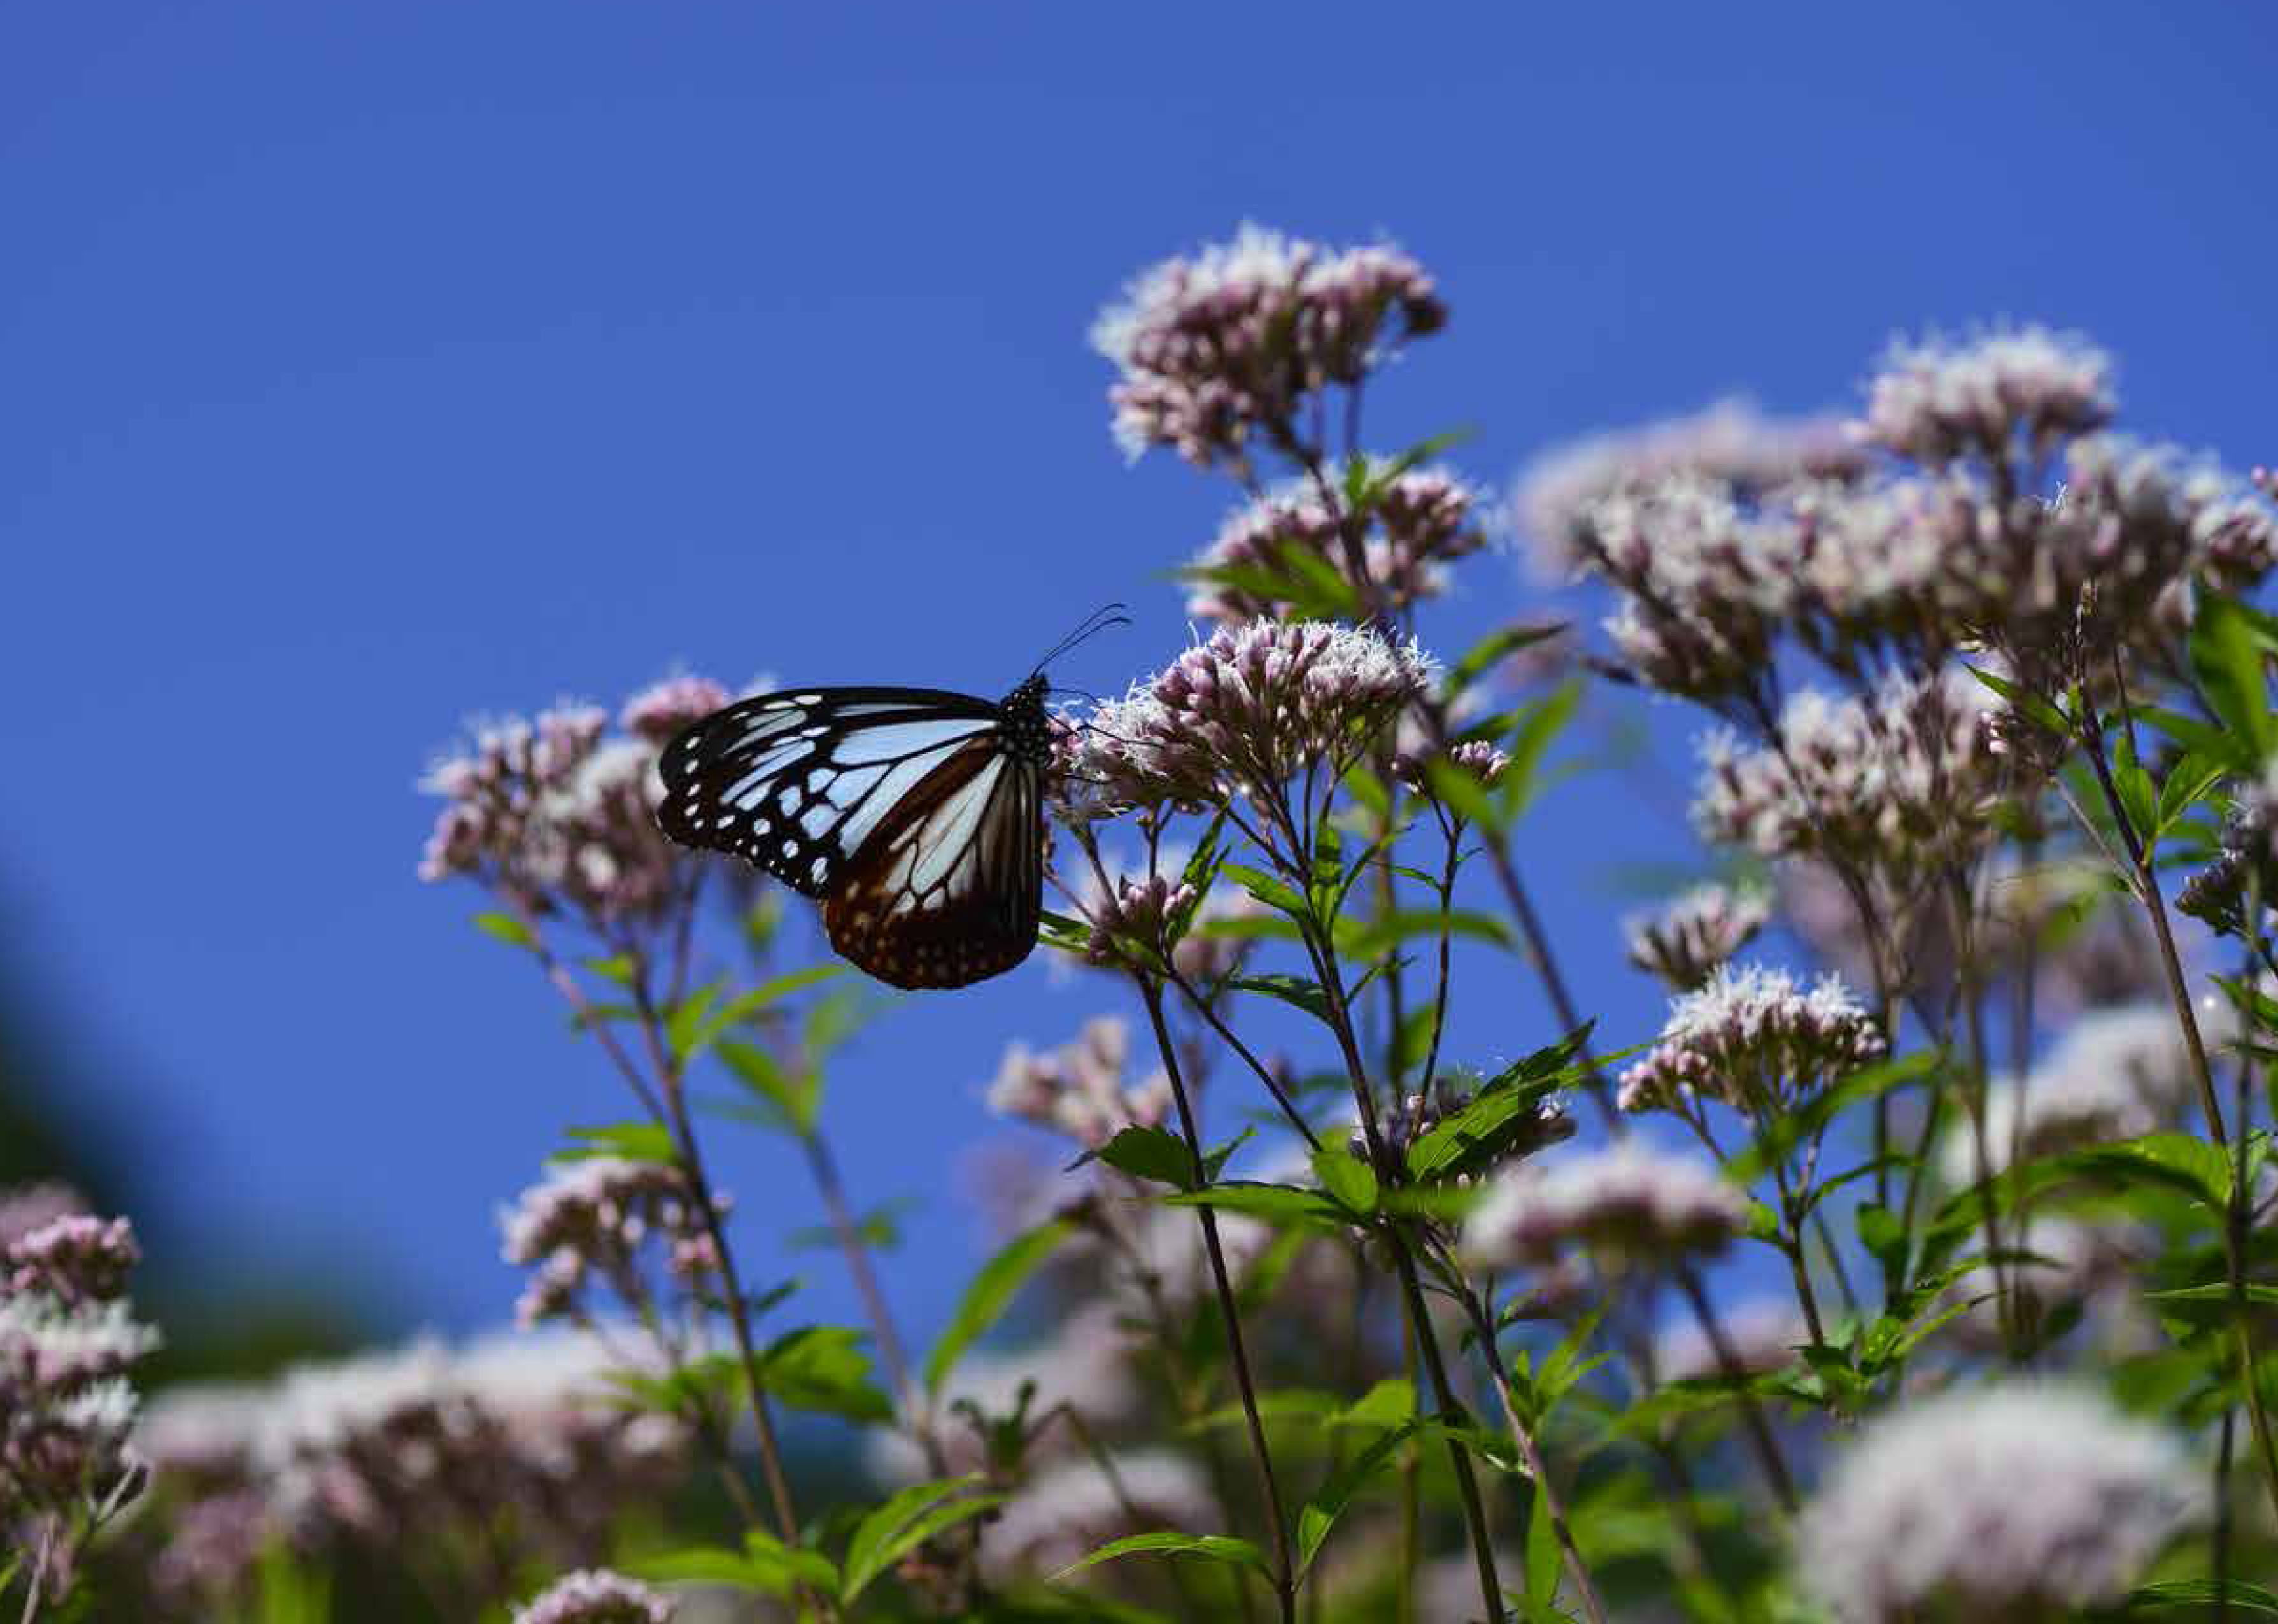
<box><xmin>998</xmin><ymin>672</ymin><xmax>1053</xmax><ymax>767</ymax></box>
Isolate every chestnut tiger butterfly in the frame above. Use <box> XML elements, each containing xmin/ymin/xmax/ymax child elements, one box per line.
<box><xmin>655</xmin><ymin>607</ymin><xmax>1127</xmax><ymax>989</ymax></box>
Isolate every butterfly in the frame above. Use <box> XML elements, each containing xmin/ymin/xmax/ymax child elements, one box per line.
<box><xmin>654</xmin><ymin>609</ymin><xmax>1126</xmax><ymax>989</ymax></box>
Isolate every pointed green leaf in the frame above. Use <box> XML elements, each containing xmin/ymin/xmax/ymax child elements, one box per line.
<box><xmin>925</xmin><ymin>1217</ymin><xmax>1077</xmax><ymax>1394</ymax></box>
<box><xmin>1051</xmin><ymin>1532</ymin><xmax>1268</xmax><ymax>1583</ymax></box>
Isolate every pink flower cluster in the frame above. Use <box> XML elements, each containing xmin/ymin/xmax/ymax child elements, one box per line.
<box><xmin>501</xmin><ymin>1157</ymin><xmax>726</xmax><ymax>1329</ymax></box>
<box><xmin>1066</xmin><ymin>620</ymin><xmax>1434</xmax><ymax>810</ymax></box>
<box><xmin>1461</xmin><ymin>1143</ymin><xmax>1749</xmax><ymax>1267</ymax></box>
<box><xmin>1513</xmin><ymin>397</ymin><xmax>1869</xmax><ymax>581</ymax></box>
<box><xmin>987</xmin><ymin>1017</ymin><xmax>1171</xmax><ymax>1148</ymax></box>
<box><xmin>1855</xmin><ymin>326</ymin><xmax>2115</xmax><ymax>465</ymax></box>
<box><xmin>1618</xmin><ymin>963</ymin><xmax>1885</xmax><ymax>1119</ymax></box>
<box><xmin>135</xmin><ymin>1329</ymin><xmax>688</xmax><ymax>1615</ymax></box>
<box><xmin>1692</xmin><ymin>668</ymin><xmax>2006</xmax><ymax>872</ymax></box>
<box><xmin>1</xmin><ymin>1193</ymin><xmax>155</xmax><ymax>1556</ymax></box>
<box><xmin>420</xmin><ymin>675</ymin><xmax>734</xmax><ymax>924</ymax></box>
<box><xmin>1092</xmin><ymin>224</ymin><xmax>1445</xmax><ymax>467</ymax></box>
<box><xmin>1624</xmin><ymin>882</ymin><xmax>1772</xmax><ymax>992</ymax></box>
<box><xmin>1185</xmin><ymin>466</ymin><xmax>1488</xmax><ymax>623</ymax></box>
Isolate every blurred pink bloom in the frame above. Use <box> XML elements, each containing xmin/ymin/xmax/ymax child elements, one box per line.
<box><xmin>1797</xmin><ymin>1383</ymin><xmax>2200</xmax><ymax>1621</ymax></box>
<box><xmin>618</xmin><ymin>674</ymin><xmax>733</xmax><ymax>745</ymax></box>
<box><xmin>1624</xmin><ymin>882</ymin><xmax>1771</xmax><ymax>992</ymax></box>
<box><xmin>500</xmin><ymin>1157</ymin><xmax>726</xmax><ymax>1329</ymax></box>
<box><xmin>1856</xmin><ymin>326</ymin><xmax>2114</xmax><ymax>465</ymax></box>
<box><xmin>1511</xmin><ymin>397</ymin><xmax>1867</xmax><ymax>581</ymax></box>
<box><xmin>1461</xmin><ymin>1143</ymin><xmax>1748</xmax><ymax>1267</ymax></box>
<box><xmin>1185</xmin><ymin>465</ymin><xmax>1487</xmax><ymax>622</ymax></box>
<box><xmin>986</xmin><ymin>1018</ymin><xmax>1170</xmax><ymax>1149</ymax></box>
<box><xmin>4</xmin><ymin>1213</ymin><xmax>138</xmax><ymax>1303</ymax></box>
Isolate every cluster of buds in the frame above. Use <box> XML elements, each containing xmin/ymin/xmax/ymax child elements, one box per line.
<box><xmin>986</xmin><ymin>1018</ymin><xmax>1171</xmax><ymax>1149</ymax></box>
<box><xmin>134</xmin><ymin>1329</ymin><xmax>687</xmax><ymax>1616</ymax></box>
<box><xmin>1091</xmin><ymin>225</ymin><xmax>1445</xmax><ymax>469</ymax></box>
<box><xmin>1390</xmin><ymin>736</ymin><xmax>1511</xmax><ymax>801</ymax></box>
<box><xmin>1693</xmin><ymin>667</ymin><xmax>2007</xmax><ymax>873</ymax></box>
<box><xmin>1185</xmin><ymin>467</ymin><xmax>1489</xmax><ymax>623</ymax></box>
<box><xmin>419</xmin><ymin>675</ymin><xmax>736</xmax><ymax>926</ymax></box>
<box><xmin>1064</xmin><ymin>845</ymin><xmax>1264</xmax><ymax>982</ymax></box>
<box><xmin>1618</xmin><ymin>962</ymin><xmax>1885</xmax><ymax>1120</ymax></box>
<box><xmin>1358</xmin><ymin>1078</ymin><xmax>1572</xmax><ymax>1178</ymax></box>
<box><xmin>1624</xmin><ymin>881</ymin><xmax>1772</xmax><ymax>991</ymax></box>
<box><xmin>2178</xmin><ymin>758</ymin><xmax>2278</xmax><ymax>936</ymax></box>
<box><xmin>500</xmin><ymin>1157</ymin><xmax>728</xmax><ymax>1329</ymax></box>
<box><xmin>1</xmin><ymin>1190</ymin><xmax>157</xmax><ymax>1581</ymax></box>
<box><xmin>1067</xmin><ymin>620</ymin><xmax>1434</xmax><ymax>811</ymax></box>
<box><xmin>1461</xmin><ymin>1143</ymin><xmax>1750</xmax><ymax>1269</ymax></box>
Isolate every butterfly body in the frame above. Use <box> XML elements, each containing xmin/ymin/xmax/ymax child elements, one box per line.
<box><xmin>658</xmin><ymin>674</ymin><xmax>1051</xmax><ymax>989</ymax></box>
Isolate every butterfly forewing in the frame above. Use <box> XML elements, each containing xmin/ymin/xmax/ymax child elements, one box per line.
<box><xmin>658</xmin><ymin>687</ymin><xmax>1002</xmax><ymax>898</ymax></box>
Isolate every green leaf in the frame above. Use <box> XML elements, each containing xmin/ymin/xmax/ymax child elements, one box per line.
<box><xmin>925</xmin><ymin>1217</ymin><xmax>1077</xmax><ymax>1395</ymax></box>
<box><xmin>1296</xmin><ymin>1421</ymin><xmax>1419</xmax><ymax>1576</ymax></box>
<box><xmin>2155</xmin><ymin>748</ymin><xmax>2233</xmax><ymax>840</ymax></box>
<box><xmin>2190</xmin><ymin>592</ymin><xmax>2276</xmax><ymax>760</ymax></box>
<box><xmin>583</xmin><ymin>952</ymin><xmax>636</xmax><ymax>985</ymax></box>
<box><xmin>1222</xmin><ymin>972</ymin><xmax>1334</xmax><ymax>1025</ymax></box>
<box><xmin>665</xmin><ymin>979</ymin><xmax>725</xmax><ymax>1059</ymax></box>
<box><xmin>2111</xmin><ymin>730</ymin><xmax>2160</xmax><ymax>846</ymax></box>
<box><xmin>756</xmin><ymin>1324</ymin><xmax>893</xmax><ymax>1423</ymax></box>
<box><xmin>1220</xmin><ymin>862</ymin><xmax>1309</xmax><ymax>921</ymax></box>
<box><xmin>1525</xmin><ymin>1472</ymin><xmax>1560</xmax><ymax>1611</ymax></box>
<box><xmin>841</xmin><ymin>1474</ymin><xmax>1003</xmax><ymax>1602</ymax></box>
<box><xmin>1443</xmin><ymin>621</ymin><xmax>1567</xmax><ymax>701</ymax></box>
<box><xmin>558</xmin><ymin>1121</ymin><xmax>677</xmax><ymax>1164</ymax></box>
<box><xmin>2128</xmin><ymin>1578</ymin><xmax>2278</xmax><ymax>1614</ymax></box>
<box><xmin>1502</xmin><ymin>678</ymin><xmax>1584</xmax><ymax>819</ymax></box>
<box><xmin>2067</xmin><ymin>1131</ymin><xmax>2233</xmax><ymax>1212</ymax></box>
<box><xmin>1161</xmin><ymin>1182</ymin><xmax>1348</xmax><ymax>1225</ymax></box>
<box><xmin>677</xmin><ymin>965</ymin><xmax>847</xmax><ymax>1063</ymax></box>
<box><xmin>1077</xmin><ymin>1125</ymin><xmax>1200</xmax><ymax>1190</ymax></box>
<box><xmin>1331</xmin><ymin>1378</ymin><xmax>1417</xmax><ymax>1428</ymax></box>
<box><xmin>1310</xmin><ymin>1147</ymin><xmax>1380</xmax><ymax>1216</ymax></box>
<box><xmin>1854</xmin><ymin>1202</ymin><xmax>1906</xmax><ymax>1278</ymax></box>
<box><xmin>1340</xmin><ymin>908</ymin><xmax>1517</xmax><ymax>959</ymax></box>
<box><xmin>1424</xmin><ymin>754</ymin><xmax>1504</xmax><ymax>830</ymax></box>
<box><xmin>1405</xmin><ymin>1024</ymin><xmax>1597</xmax><ymax>1183</ymax></box>
<box><xmin>635</xmin><ymin>1532</ymin><xmax>839</xmax><ymax>1598</ymax></box>
<box><xmin>714</xmin><ymin>1037</ymin><xmax>819</xmax><ymax>1138</ymax></box>
<box><xmin>472</xmin><ymin>910</ymin><xmax>538</xmax><ymax>950</ymax></box>
<box><xmin>1051</xmin><ymin>1532</ymin><xmax>1268</xmax><ymax>1583</ymax></box>
<box><xmin>1964</xmin><ymin>662</ymin><xmax>2069</xmax><ymax>736</ymax></box>
<box><xmin>2138</xmin><ymin>702</ymin><xmax>2256</xmax><ymax>772</ymax></box>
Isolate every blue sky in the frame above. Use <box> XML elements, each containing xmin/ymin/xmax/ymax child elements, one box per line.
<box><xmin>3</xmin><ymin>4</ymin><xmax>2274</xmax><ymax>1346</ymax></box>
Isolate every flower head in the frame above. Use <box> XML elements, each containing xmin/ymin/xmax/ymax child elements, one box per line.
<box><xmin>618</xmin><ymin>675</ymin><xmax>733</xmax><ymax>745</ymax></box>
<box><xmin>1065</xmin><ymin>621</ymin><xmax>1433</xmax><ymax>811</ymax></box>
<box><xmin>1624</xmin><ymin>882</ymin><xmax>1771</xmax><ymax>992</ymax></box>
<box><xmin>1460</xmin><ymin>1143</ymin><xmax>1748</xmax><ymax>1268</ymax></box>
<box><xmin>1857</xmin><ymin>326</ymin><xmax>2116</xmax><ymax>465</ymax></box>
<box><xmin>1185</xmin><ymin>465</ymin><xmax>1487</xmax><ymax>623</ymax></box>
<box><xmin>419</xmin><ymin>688</ymin><xmax>705</xmax><ymax>924</ymax></box>
<box><xmin>1692</xmin><ymin>667</ymin><xmax>2007</xmax><ymax>872</ymax></box>
<box><xmin>986</xmin><ymin>1018</ymin><xmax>1170</xmax><ymax>1149</ymax></box>
<box><xmin>1795</xmin><ymin>1383</ymin><xmax>2200</xmax><ymax>1622</ymax></box>
<box><xmin>4</xmin><ymin>1213</ymin><xmax>138</xmax><ymax>1303</ymax></box>
<box><xmin>1093</xmin><ymin>225</ymin><xmax>1444</xmax><ymax>467</ymax></box>
<box><xmin>500</xmin><ymin>1158</ymin><xmax>726</xmax><ymax>1328</ymax></box>
<box><xmin>511</xmin><ymin>1569</ymin><xmax>675</xmax><ymax>1624</ymax></box>
<box><xmin>1618</xmin><ymin>962</ymin><xmax>1883</xmax><ymax>1119</ymax></box>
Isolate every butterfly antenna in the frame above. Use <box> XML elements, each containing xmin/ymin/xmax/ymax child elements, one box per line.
<box><xmin>1029</xmin><ymin>601</ymin><xmax>1132</xmax><ymax>675</ymax></box>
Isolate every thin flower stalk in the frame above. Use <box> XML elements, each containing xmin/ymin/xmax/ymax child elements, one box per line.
<box><xmin>1136</xmin><ymin>980</ymin><xmax>1296</xmax><ymax>1624</ymax></box>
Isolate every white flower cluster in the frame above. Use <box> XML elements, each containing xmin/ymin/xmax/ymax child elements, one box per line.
<box><xmin>1619</xmin><ymin>962</ymin><xmax>1884</xmax><ymax>1119</ymax></box>
<box><xmin>1940</xmin><ymin>1001</ymin><xmax>2201</xmax><ymax>1183</ymax></box>
<box><xmin>1461</xmin><ymin>1143</ymin><xmax>1749</xmax><ymax>1267</ymax></box>
<box><xmin>1856</xmin><ymin>326</ymin><xmax>2116</xmax><ymax>465</ymax></box>
<box><xmin>1796</xmin><ymin>1383</ymin><xmax>2200</xmax><ymax>1621</ymax></box>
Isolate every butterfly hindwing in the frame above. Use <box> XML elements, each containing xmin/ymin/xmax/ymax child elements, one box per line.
<box><xmin>658</xmin><ymin>687</ymin><xmax>1003</xmax><ymax>898</ymax></box>
<box><xmin>821</xmin><ymin>733</ymin><xmax>1045</xmax><ymax>990</ymax></box>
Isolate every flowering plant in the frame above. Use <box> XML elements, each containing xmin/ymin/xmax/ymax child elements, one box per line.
<box><xmin>31</xmin><ymin>232</ymin><xmax>2278</xmax><ymax>1624</ymax></box>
